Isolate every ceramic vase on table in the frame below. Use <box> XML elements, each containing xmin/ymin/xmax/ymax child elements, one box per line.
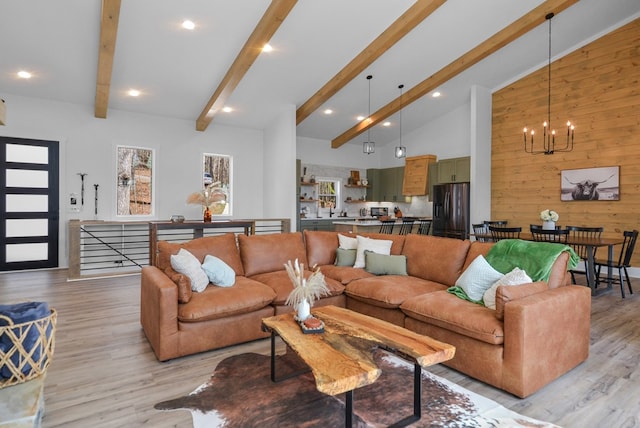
<box><xmin>203</xmin><ymin>207</ymin><xmax>212</xmax><ymax>222</ymax></box>
<box><xmin>297</xmin><ymin>299</ymin><xmax>310</xmax><ymax>321</ymax></box>
<box><xmin>543</xmin><ymin>221</ymin><xmax>556</xmax><ymax>230</ymax></box>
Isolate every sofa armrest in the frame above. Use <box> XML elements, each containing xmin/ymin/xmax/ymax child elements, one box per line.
<box><xmin>140</xmin><ymin>266</ymin><xmax>180</xmax><ymax>361</ymax></box>
<box><xmin>502</xmin><ymin>285</ymin><xmax>591</xmax><ymax>397</ymax></box>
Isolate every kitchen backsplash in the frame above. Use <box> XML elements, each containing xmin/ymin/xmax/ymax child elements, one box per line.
<box><xmin>300</xmin><ymin>163</ymin><xmax>433</xmax><ymax>218</ymax></box>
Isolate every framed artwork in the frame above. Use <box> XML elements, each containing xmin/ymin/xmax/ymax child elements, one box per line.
<box><xmin>561</xmin><ymin>166</ymin><xmax>619</xmax><ymax>201</ymax></box>
<box><xmin>203</xmin><ymin>153</ymin><xmax>231</xmax><ymax>216</ymax></box>
<box><xmin>116</xmin><ymin>145</ymin><xmax>154</xmax><ymax>216</ymax></box>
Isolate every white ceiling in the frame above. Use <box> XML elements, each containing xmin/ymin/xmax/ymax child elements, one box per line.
<box><xmin>1</xmin><ymin>0</ymin><xmax>638</xmax><ymax>148</ymax></box>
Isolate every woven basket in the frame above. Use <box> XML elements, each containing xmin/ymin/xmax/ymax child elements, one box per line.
<box><xmin>0</xmin><ymin>308</ymin><xmax>57</xmax><ymax>388</ymax></box>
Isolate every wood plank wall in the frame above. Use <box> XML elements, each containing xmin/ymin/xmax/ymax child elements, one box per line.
<box><xmin>491</xmin><ymin>18</ymin><xmax>640</xmax><ymax>266</ymax></box>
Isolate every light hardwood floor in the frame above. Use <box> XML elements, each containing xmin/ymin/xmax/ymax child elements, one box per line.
<box><xmin>0</xmin><ymin>269</ymin><xmax>638</xmax><ymax>427</ymax></box>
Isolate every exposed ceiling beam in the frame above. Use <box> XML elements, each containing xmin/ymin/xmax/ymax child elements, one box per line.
<box><xmin>331</xmin><ymin>0</ymin><xmax>580</xmax><ymax>148</ymax></box>
<box><xmin>196</xmin><ymin>0</ymin><xmax>298</xmax><ymax>132</ymax></box>
<box><xmin>295</xmin><ymin>0</ymin><xmax>447</xmax><ymax>126</ymax></box>
<box><xmin>95</xmin><ymin>0</ymin><xmax>121</xmax><ymax>119</ymax></box>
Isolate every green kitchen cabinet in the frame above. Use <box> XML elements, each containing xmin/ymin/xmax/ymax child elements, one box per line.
<box><xmin>437</xmin><ymin>156</ymin><xmax>470</xmax><ymax>183</ymax></box>
<box><xmin>367</xmin><ymin>167</ymin><xmax>405</xmax><ymax>202</ymax></box>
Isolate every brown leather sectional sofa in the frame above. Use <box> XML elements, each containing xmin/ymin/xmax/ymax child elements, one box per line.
<box><xmin>140</xmin><ymin>230</ymin><xmax>591</xmax><ymax>398</ymax></box>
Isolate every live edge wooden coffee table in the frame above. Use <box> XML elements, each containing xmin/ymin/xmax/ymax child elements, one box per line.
<box><xmin>262</xmin><ymin>305</ymin><xmax>455</xmax><ymax>427</ymax></box>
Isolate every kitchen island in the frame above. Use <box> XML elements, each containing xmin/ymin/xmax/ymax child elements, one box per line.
<box><xmin>333</xmin><ymin>218</ymin><xmax>432</xmax><ymax>234</ymax></box>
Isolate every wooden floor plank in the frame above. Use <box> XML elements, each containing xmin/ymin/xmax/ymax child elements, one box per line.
<box><xmin>0</xmin><ymin>268</ymin><xmax>638</xmax><ymax>427</ymax></box>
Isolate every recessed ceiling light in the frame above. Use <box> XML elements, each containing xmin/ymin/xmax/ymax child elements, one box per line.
<box><xmin>128</xmin><ymin>89</ymin><xmax>141</xmax><ymax>97</ymax></box>
<box><xmin>262</xmin><ymin>44</ymin><xmax>273</xmax><ymax>53</ymax></box>
<box><xmin>432</xmin><ymin>91</ymin><xmax>441</xmax><ymax>98</ymax></box>
<box><xmin>182</xmin><ymin>20</ymin><xmax>195</xmax><ymax>30</ymax></box>
<box><xmin>17</xmin><ymin>71</ymin><xmax>32</xmax><ymax>79</ymax></box>
<box><xmin>222</xmin><ymin>106</ymin><xmax>233</xmax><ymax>113</ymax></box>
<box><xmin>356</xmin><ymin>115</ymin><xmax>365</xmax><ymax>121</ymax></box>
<box><xmin>324</xmin><ymin>109</ymin><xmax>333</xmax><ymax>115</ymax></box>
<box><xmin>383</xmin><ymin>121</ymin><xmax>391</xmax><ymax>127</ymax></box>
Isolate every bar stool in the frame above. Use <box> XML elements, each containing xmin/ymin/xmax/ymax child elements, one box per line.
<box><xmin>398</xmin><ymin>219</ymin><xmax>415</xmax><ymax>235</ymax></box>
<box><xmin>379</xmin><ymin>220</ymin><xmax>396</xmax><ymax>234</ymax></box>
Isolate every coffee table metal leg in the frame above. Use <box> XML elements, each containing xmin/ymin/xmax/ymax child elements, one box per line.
<box><xmin>269</xmin><ymin>330</ymin><xmax>310</xmax><ymax>383</ymax></box>
<box><xmin>388</xmin><ymin>363</ymin><xmax>422</xmax><ymax>427</ymax></box>
<box><xmin>345</xmin><ymin>390</ymin><xmax>353</xmax><ymax>427</ymax></box>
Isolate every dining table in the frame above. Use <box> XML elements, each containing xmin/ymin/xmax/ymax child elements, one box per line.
<box><xmin>471</xmin><ymin>231</ymin><xmax>624</xmax><ymax>296</ymax></box>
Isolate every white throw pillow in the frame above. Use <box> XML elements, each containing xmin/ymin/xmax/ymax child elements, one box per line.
<box><xmin>483</xmin><ymin>267</ymin><xmax>533</xmax><ymax>310</ymax></box>
<box><xmin>338</xmin><ymin>233</ymin><xmax>358</xmax><ymax>250</ymax></box>
<box><xmin>354</xmin><ymin>235</ymin><xmax>393</xmax><ymax>269</ymax></box>
<box><xmin>454</xmin><ymin>255</ymin><xmax>504</xmax><ymax>301</ymax></box>
<box><xmin>170</xmin><ymin>249</ymin><xmax>209</xmax><ymax>292</ymax></box>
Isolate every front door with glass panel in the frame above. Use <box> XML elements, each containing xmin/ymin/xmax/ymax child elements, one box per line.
<box><xmin>0</xmin><ymin>137</ymin><xmax>59</xmax><ymax>270</ymax></box>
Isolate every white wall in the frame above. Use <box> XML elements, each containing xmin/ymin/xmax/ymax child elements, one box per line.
<box><xmin>1</xmin><ymin>94</ymin><xmax>265</xmax><ymax>267</ymax></box>
<box><xmin>263</xmin><ymin>105</ymin><xmax>297</xmax><ymax>229</ymax></box>
<box><xmin>470</xmin><ymin>85</ymin><xmax>492</xmax><ymax>225</ymax></box>
<box><xmin>296</xmin><ymin>136</ymin><xmax>380</xmax><ymax>169</ymax></box>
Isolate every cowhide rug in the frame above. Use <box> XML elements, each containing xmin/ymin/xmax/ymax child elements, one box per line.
<box><xmin>155</xmin><ymin>350</ymin><xmax>560</xmax><ymax>428</ymax></box>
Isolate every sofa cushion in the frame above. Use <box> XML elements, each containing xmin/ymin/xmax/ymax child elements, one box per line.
<box><xmin>304</xmin><ymin>230</ymin><xmax>339</xmax><ymax>267</ymax></box>
<box><xmin>495</xmin><ymin>281</ymin><xmax>549</xmax><ymax>320</ymax></box>
<box><xmin>178</xmin><ymin>276</ymin><xmax>275</xmax><ymax>322</ymax></box>
<box><xmin>400</xmin><ymin>290</ymin><xmax>504</xmax><ymax>345</ymax></box>
<box><xmin>358</xmin><ymin>232</ymin><xmax>406</xmax><ymax>255</ymax></box>
<box><xmin>238</xmin><ymin>232</ymin><xmax>308</xmax><ymax>277</ymax></box>
<box><xmin>346</xmin><ymin>276</ymin><xmax>446</xmax><ymax>309</ymax></box>
<box><xmin>402</xmin><ymin>234</ymin><xmax>471</xmax><ymax>286</ymax></box>
<box><xmin>354</xmin><ymin>235</ymin><xmax>392</xmax><ymax>268</ymax></box>
<box><xmin>250</xmin><ymin>270</ymin><xmax>345</xmax><ymax>306</ymax></box>
<box><xmin>157</xmin><ymin>233</ymin><xmax>245</xmax><ymax>276</ymax></box>
<box><xmin>453</xmin><ymin>255</ymin><xmax>504</xmax><ymax>302</ymax></box>
<box><xmin>364</xmin><ymin>252</ymin><xmax>407</xmax><ymax>276</ymax></box>
<box><xmin>164</xmin><ymin>267</ymin><xmax>193</xmax><ymax>303</ymax></box>
<box><xmin>338</xmin><ymin>233</ymin><xmax>358</xmax><ymax>249</ymax></box>
<box><xmin>462</xmin><ymin>241</ymin><xmax>494</xmax><ymax>271</ymax></box>
<box><xmin>202</xmin><ymin>254</ymin><xmax>236</xmax><ymax>287</ymax></box>
<box><xmin>335</xmin><ymin>248</ymin><xmax>357</xmax><ymax>266</ymax></box>
<box><xmin>317</xmin><ymin>265</ymin><xmax>375</xmax><ymax>285</ymax></box>
<box><xmin>483</xmin><ymin>267</ymin><xmax>532</xmax><ymax>310</ymax></box>
<box><xmin>170</xmin><ymin>248</ymin><xmax>209</xmax><ymax>292</ymax></box>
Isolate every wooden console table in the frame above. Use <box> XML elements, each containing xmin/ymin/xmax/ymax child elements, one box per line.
<box><xmin>148</xmin><ymin>220</ymin><xmax>255</xmax><ymax>266</ymax></box>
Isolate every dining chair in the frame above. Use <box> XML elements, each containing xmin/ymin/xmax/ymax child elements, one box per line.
<box><xmin>398</xmin><ymin>219</ymin><xmax>415</xmax><ymax>235</ymax></box>
<box><xmin>416</xmin><ymin>219</ymin><xmax>432</xmax><ymax>235</ymax></box>
<box><xmin>488</xmin><ymin>225</ymin><xmax>522</xmax><ymax>241</ymax></box>
<box><xmin>472</xmin><ymin>223</ymin><xmax>492</xmax><ymax>242</ymax></box>
<box><xmin>484</xmin><ymin>220</ymin><xmax>508</xmax><ymax>226</ymax></box>
<box><xmin>530</xmin><ymin>225</ymin><xmax>568</xmax><ymax>243</ymax></box>
<box><xmin>594</xmin><ymin>230</ymin><xmax>638</xmax><ymax>298</ymax></box>
<box><xmin>565</xmin><ymin>226</ymin><xmax>604</xmax><ymax>284</ymax></box>
<box><xmin>379</xmin><ymin>219</ymin><xmax>396</xmax><ymax>234</ymax></box>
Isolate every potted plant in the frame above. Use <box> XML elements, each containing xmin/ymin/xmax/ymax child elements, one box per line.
<box><xmin>186</xmin><ymin>182</ymin><xmax>227</xmax><ymax>221</ymax></box>
<box><xmin>284</xmin><ymin>259</ymin><xmax>329</xmax><ymax>321</ymax></box>
<box><xmin>540</xmin><ymin>209</ymin><xmax>559</xmax><ymax>230</ymax></box>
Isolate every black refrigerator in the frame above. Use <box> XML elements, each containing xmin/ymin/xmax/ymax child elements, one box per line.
<box><xmin>432</xmin><ymin>182</ymin><xmax>470</xmax><ymax>240</ymax></box>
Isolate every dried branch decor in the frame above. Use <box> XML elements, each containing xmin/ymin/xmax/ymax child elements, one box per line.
<box><xmin>284</xmin><ymin>259</ymin><xmax>329</xmax><ymax>311</ymax></box>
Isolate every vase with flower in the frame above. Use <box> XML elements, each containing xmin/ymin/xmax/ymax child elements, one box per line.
<box><xmin>187</xmin><ymin>183</ymin><xmax>227</xmax><ymax>222</ymax></box>
<box><xmin>540</xmin><ymin>209</ymin><xmax>559</xmax><ymax>230</ymax></box>
<box><xmin>284</xmin><ymin>259</ymin><xmax>329</xmax><ymax>332</ymax></box>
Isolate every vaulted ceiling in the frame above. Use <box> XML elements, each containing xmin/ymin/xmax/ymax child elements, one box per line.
<box><xmin>1</xmin><ymin>0</ymin><xmax>638</xmax><ymax>148</ymax></box>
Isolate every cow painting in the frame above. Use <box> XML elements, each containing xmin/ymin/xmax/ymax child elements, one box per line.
<box><xmin>564</xmin><ymin>173</ymin><xmax>615</xmax><ymax>201</ymax></box>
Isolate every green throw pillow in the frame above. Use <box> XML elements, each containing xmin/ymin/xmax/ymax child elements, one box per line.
<box><xmin>335</xmin><ymin>248</ymin><xmax>357</xmax><ymax>266</ymax></box>
<box><xmin>364</xmin><ymin>251</ymin><xmax>407</xmax><ymax>275</ymax></box>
